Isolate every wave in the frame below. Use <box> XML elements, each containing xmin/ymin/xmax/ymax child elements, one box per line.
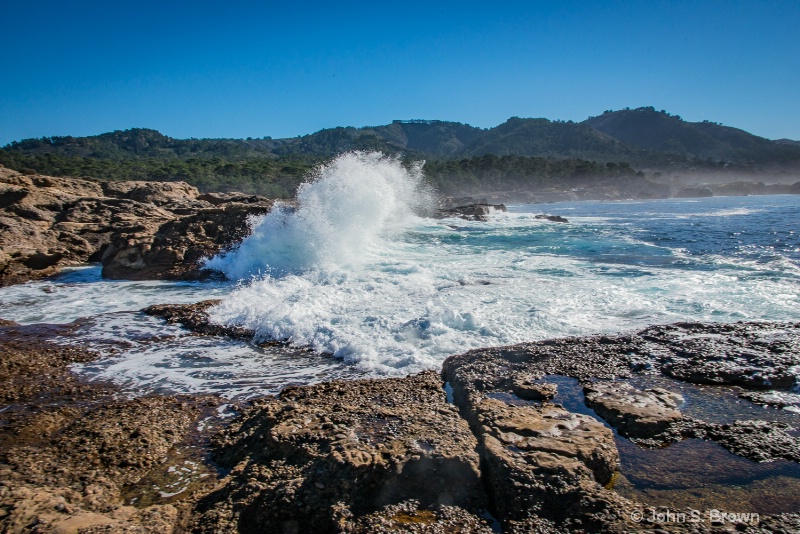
<box><xmin>204</xmin><ymin>151</ymin><xmax>433</xmax><ymax>279</ymax></box>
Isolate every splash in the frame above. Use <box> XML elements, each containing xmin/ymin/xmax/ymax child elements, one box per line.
<box><xmin>195</xmin><ymin>174</ymin><xmax>800</xmax><ymax>376</ymax></box>
<box><xmin>205</xmin><ymin>151</ymin><xmax>433</xmax><ymax>279</ymax></box>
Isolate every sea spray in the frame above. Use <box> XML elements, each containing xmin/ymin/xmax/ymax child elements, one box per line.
<box><xmin>205</xmin><ymin>151</ymin><xmax>433</xmax><ymax>278</ymax></box>
<box><xmin>204</xmin><ymin>151</ymin><xmax>470</xmax><ymax>372</ymax></box>
<box><xmin>3</xmin><ymin>194</ymin><xmax>798</xmax><ymax>393</ymax></box>
<box><xmin>197</xmin><ymin>183</ymin><xmax>800</xmax><ymax>375</ymax></box>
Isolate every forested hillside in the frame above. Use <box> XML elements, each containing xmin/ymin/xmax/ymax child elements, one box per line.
<box><xmin>3</xmin><ymin>108</ymin><xmax>799</xmax><ymax>197</ymax></box>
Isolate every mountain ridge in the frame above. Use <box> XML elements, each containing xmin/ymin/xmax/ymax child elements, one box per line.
<box><xmin>6</xmin><ymin>107</ymin><xmax>799</xmax><ymax>167</ymax></box>
<box><xmin>2</xmin><ymin>107</ymin><xmax>799</xmax><ymax>197</ymax></box>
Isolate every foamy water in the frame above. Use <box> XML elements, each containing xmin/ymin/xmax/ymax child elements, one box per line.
<box><xmin>0</xmin><ymin>152</ymin><xmax>798</xmax><ymax>398</ymax></box>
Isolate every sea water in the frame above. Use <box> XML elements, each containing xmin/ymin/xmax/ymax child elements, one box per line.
<box><xmin>0</xmin><ymin>152</ymin><xmax>798</xmax><ymax>398</ymax></box>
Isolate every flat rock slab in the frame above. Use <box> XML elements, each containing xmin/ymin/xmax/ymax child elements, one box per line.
<box><xmin>583</xmin><ymin>381</ymin><xmax>684</xmax><ymax>443</ymax></box>
<box><xmin>636</xmin><ymin>321</ymin><xmax>800</xmax><ymax>390</ymax></box>
<box><xmin>193</xmin><ymin>371</ymin><xmax>487</xmax><ymax>533</ymax></box>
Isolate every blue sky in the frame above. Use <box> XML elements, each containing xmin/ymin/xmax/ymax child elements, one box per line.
<box><xmin>2</xmin><ymin>0</ymin><xmax>798</xmax><ymax>145</ymax></box>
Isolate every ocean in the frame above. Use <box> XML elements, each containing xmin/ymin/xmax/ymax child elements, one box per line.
<box><xmin>1</xmin><ymin>153</ymin><xmax>798</xmax><ymax>399</ymax></box>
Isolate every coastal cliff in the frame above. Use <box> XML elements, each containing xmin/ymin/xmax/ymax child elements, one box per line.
<box><xmin>0</xmin><ymin>166</ymin><xmax>274</xmax><ymax>286</ymax></box>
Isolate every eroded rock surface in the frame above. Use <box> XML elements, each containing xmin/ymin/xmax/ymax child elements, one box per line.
<box><xmin>583</xmin><ymin>381</ymin><xmax>684</xmax><ymax>444</ymax></box>
<box><xmin>143</xmin><ymin>300</ymin><xmax>255</xmax><ymax>340</ymax></box>
<box><xmin>702</xmin><ymin>420</ymin><xmax>800</xmax><ymax>463</ymax></box>
<box><xmin>4</xmin><ymin>304</ymin><xmax>800</xmax><ymax>532</ymax></box>
<box><xmin>100</xmin><ymin>201</ymin><xmax>273</xmax><ymax>281</ymax></box>
<box><xmin>440</xmin><ymin>321</ymin><xmax>800</xmax><ymax>531</ymax></box>
<box><xmin>0</xmin><ymin>165</ymin><xmax>274</xmax><ymax>286</ymax></box>
<box><xmin>636</xmin><ymin>322</ymin><xmax>800</xmax><ymax>390</ymax></box>
<box><xmin>438</xmin><ymin>203</ymin><xmax>507</xmax><ymax>221</ymax></box>
<box><xmin>193</xmin><ymin>371</ymin><xmax>487</xmax><ymax>533</ymax></box>
<box><xmin>0</xmin><ymin>327</ymin><xmax>220</xmax><ymax>534</ymax></box>
<box><xmin>341</xmin><ymin>499</ymin><xmax>495</xmax><ymax>533</ymax></box>
<box><xmin>443</xmin><ymin>353</ymin><xmax>632</xmax><ymax>532</ymax></box>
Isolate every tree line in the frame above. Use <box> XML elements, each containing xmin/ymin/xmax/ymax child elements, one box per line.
<box><xmin>0</xmin><ymin>147</ymin><xmax>645</xmax><ymax>199</ymax></box>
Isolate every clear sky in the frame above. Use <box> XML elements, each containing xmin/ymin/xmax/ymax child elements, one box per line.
<box><xmin>2</xmin><ymin>0</ymin><xmax>799</xmax><ymax>145</ymax></box>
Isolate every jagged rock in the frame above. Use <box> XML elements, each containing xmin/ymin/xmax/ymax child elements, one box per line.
<box><xmin>442</xmin><ymin>350</ymin><xmax>631</xmax><ymax>531</ymax></box>
<box><xmin>438</xmin><ymin>203</ymin><xmax>507</xmax><ymax>221</ymax></box>
<box><xmin>143</xmin><ymin>300</ymin><xmax>255</xmax><ymax>340</ymax></box>
<box><xmin>0</xmin><ymin>165</ymin><xmax>275</xmax><ymax>285</ymax></box>
<box><xmin>193</xmin><ymin>371</ymin><xmax>486</xmax><ymax>533</ymax></box>
<box><xmin>702</xmin><ymin>420</ymin><xmax>800</xmax><ymax>462</ymax></box>
<box><xmin>101</xmin><ymin>202</ymin><xmax>273</xmax><ymax>280</ymax></box>
<box><xmin>583</xmin><ymin>381</ymin><xmax>684</xmax><ymax>443</ymax></box>
<box><xmin>637</xmin><ymin>321</ymin><xmax>800</xmax><ymax>390</ymax></box>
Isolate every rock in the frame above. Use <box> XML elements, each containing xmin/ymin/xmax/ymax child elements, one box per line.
<box><xmin>101</xmin><ymin>180</ymin><xmax>202</xmax><ymax>206</ymax></box>
<box><xmin>4</xmin><ymin>314</ymin><xmax>800</xmax><ymax>532</ymax></box>
<box><xmin>0</xmin><ymin>395</ymin><xmax>209</xmax><ymax>534</ymax></box>
<box><xmin>534</xmin><ymin>214</ymin><xmax>569</xmax><ymax>223</ymax></box>
<box><xmin>476</xmin><ymin>396</ymin><xmax>619</xmax><ymax>484</ymax></box>
<box><xmin>340</xmin><ymin>500</ymin><xmax>495</xmax><ymax>533</ymax></box>
<box><xmin>442</xmin><ymin>350</ymin><xmax>630</xmax><ymax>531</ymax></box>
<box><xmin>438</xmin><ymin>203</ymin><xmax>507</xmax><ymax>221</ymax></box>
<box><xmin>702</xmin><ymin>420</ymin><xmax>800</xmax><ymax>462</ymax></box>
<box><xmin>193</xmin><ymin>371</ymin><xmax>487</xmax><ymax>533</ymax></box>
<box><xmin>0</xmin><ymin>164</ymin><xmax>276</xmax><ymax>286</ymax></box>
<box><xmin>512</xmin><ymin>376</ymin><xmax>557</xmax><ymax>400</ymax></box>
<box><xmin>583</xmin><ymin>381</ymin><xmax>684</xmax><ymax>444</ymax></box>
<box><xmin>143</xmin><ymin>300</ymin><xmax>255</xmax><ymax>340</ymax></box>
<box><xmin>637</xmin><ymin>321</ymin><xmax>800</xmax><ymax>390</ymax></box>
<box><xmin>197</xmin><ymin>192</ymin><xmax>270</xmax><ymax>205</ymax></box>
<box><xmin>101</xmin><ymin>201</ymin><xmax>273</xmax><ymax>280</ymax></box>
<box><xmin>0</xmin><ymin>325</ymin><xmax>218</xmax><ymax>534</ymax></box>
<box><xmin>0</xmin><ymin>325</ymin><xmax>100</xmax><ymax>402</ymax></box>
<box><xmin>739</xmin><ymin>390</ymin><xmax>800</xmax><ymax>411</ymax></box>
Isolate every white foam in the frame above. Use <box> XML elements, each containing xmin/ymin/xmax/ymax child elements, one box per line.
<box><xmin>205</xmin><ymin>151</ymin><xmax>433</xmax><ymax>279</ymax></box>
<box><xmin>0</xmin><ymin>266</ymin><xmax>226</xmax><ymax>324</ymax></box>
<box><xmin>2</xmin><ymin>165</ymin><xmax>797</xmax><ymax>399</ymax></box>
<box><xmin>206</xmin><ymin>198</ymin><xmax>800</xmax><ymax>376</ymax></box>
<box><xmin>68</xmin><ymin>313</ymin><xmax>354</xmax><ymax>399</ymax></box>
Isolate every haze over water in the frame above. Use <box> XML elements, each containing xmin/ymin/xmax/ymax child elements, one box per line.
<box><xmin>1</xmin><ymin>153</ymin><xmax>798</xmax><ymax>397</ymax></box>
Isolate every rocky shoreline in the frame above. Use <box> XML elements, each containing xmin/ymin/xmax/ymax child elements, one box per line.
<box><xmin>0</xmin><ymin>166</ymin><xmax>275</xmax><ymax>287</ymax></box>
<box><xmin>2</xmin><ymin>311</ymin><xmax>798</xmax><ymax>533</ymax></box>
<box><xmin>1</xmin><ymin>167</ymin><xmax>799</xmax><ymax>532</ymax></box>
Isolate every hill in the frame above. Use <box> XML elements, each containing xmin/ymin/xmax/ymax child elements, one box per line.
<box><xmin>583</xmin><ymin>107</ymin><xmax>800</xmax><ymax>167</ymax></box>
<box><xmin>3</xmin><ymin>108</ymin><xmax>800</xmax><ymax>197</ymax></box>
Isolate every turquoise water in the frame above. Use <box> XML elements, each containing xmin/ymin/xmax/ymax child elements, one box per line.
<box><xmin>1</xmin><ymin>191</ymin><xmax>798</xmax><ymax>398</ymax></box>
